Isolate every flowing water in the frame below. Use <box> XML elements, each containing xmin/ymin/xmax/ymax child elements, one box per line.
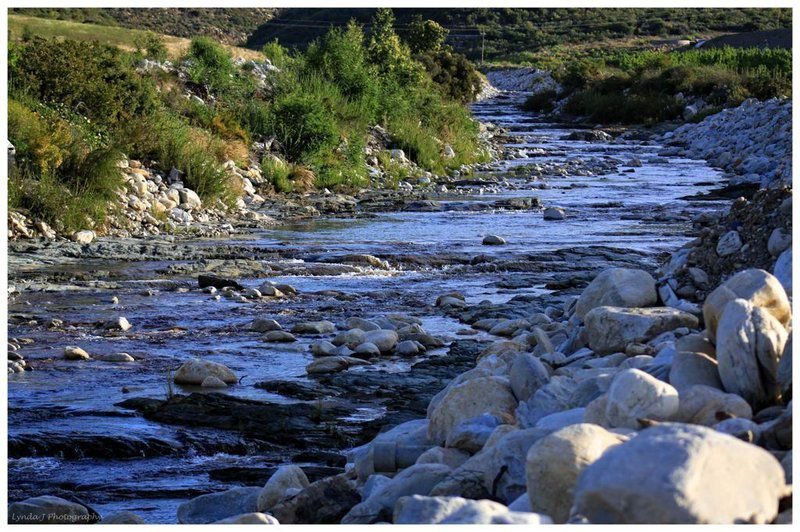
<box><xmin>7</xmin><ymin>91</ymin><xmax>727</xmax><ymax>522</ymax></box>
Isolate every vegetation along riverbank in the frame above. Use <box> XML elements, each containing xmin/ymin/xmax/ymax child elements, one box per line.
<box><xmin>6</xmin><ymin>6</ymin><xmax>795</xmax><ymax>526</ymax></box>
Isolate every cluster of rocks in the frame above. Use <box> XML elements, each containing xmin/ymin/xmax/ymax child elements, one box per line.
<box><xmin>138</xmin><ymin>262</ymin><xmax>791</xmax><ymax>524</ymax></box>
<box><xmin>484</xmin><ymin>68</ymin><xmax>561</xmax><ymax>95</ymax></box>
<box><xmin>663</xmin><ymin>97</ymin><xmax>792</xmax><ymax>189</ymax></box>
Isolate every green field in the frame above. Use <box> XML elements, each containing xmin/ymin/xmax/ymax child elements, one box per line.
<box><xmin>8</xmin><ymin>15</ymin><xmax>263</xmax><ymax>60</ymax></box>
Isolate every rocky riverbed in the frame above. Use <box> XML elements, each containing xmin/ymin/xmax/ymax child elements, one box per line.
<box><xmin>7</xmin><ymin>89</ymin><xmax>792</xmax><ymax>524</ymax></box>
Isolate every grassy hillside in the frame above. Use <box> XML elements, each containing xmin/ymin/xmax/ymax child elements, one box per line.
<box><xmin>10</xmin><ymin>8</ymin><xmax>276</xmax><ymax>45</ymax></box>
<box><xmin>8</xmin><ymin>15</ymin><xmax>264</xmax><ymax>61</ymax></box>
<box><xmin>246</xmin><ymin>8</ymin><xmax>791</xmax><ymax>62</ymax></box>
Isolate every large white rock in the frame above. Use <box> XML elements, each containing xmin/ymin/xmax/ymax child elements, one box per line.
<box><xmin>715</xmin><ymin>298</ymin><xmax>788</xmax><ymax>407</ymax></box>
<box><xmin>257</xmin><ymin>465</ymin><xmax>309</xmax><ymax>512</ymax></box>
<box><xmin>428</xmin><ymin>376</ymin><xmax>517</xmax><ymax>444</ymax></box>
<box><xmin>605</xmin><ymin>369</ymin><xmax>679</xmax><ymax>429</ymax></box>
<box><xmin>71</xmin><ymin>230</ymin><xmax>95</xmax><ymax>245</ymax></box>
<box><xmin>526</xmin><ymin>423</ymin><xmax>626</xmax><ymax>522</ymax></box>
<box><xmin>575</xmin><ymin>268</ymin><xmax>657</xmax><ymax>319</ymax></box>
<box><xmin>572</xmin><ymin>423</ymin><xmax>787</xmax><ymax>524</ymax></box>
<box><xmin>767</xmin><ymin>227</ymin><xmax>791</xmax><ymax>257</ymax></box>
<box><xmin>8</xmin><ymin>496</ymin><xmax>91</xmax><ymax>524</ymax></box>
<box><xmin>291</xmin><ymin>320</ymin><xmax>335</xmax><ymax>334</ymax></box>
<box><xmin>341</xmin><ymin>464</ymin><xmax>452</xmax><ymax>524</ymax></box>
<box><xmin>584</xmin><ymin>306</ymin><xmax>698</xmax><ymax>354</ymax></box>
<box><xmin>393</xmin><ymin>495</ymin><xmax>552</xmax><ymax>524</ymax></box>
<box><xmin>173</xmin><ymin>358</ymin><xmax>237</xmax><ymax>385</ymax></box>
<box><xmin>363</xmin><ymin>329</ymin><xmax>399</xmax><ymax>352</ymax></box>
<box><xmin>703</xmin><ymin>269</ymin><xmax>791</xmax><ymax>341</ymax></box>
<box><xmin>213</xmin><ymin>512</ymin><xmax>279</xmax><ymax>524</ymax></box>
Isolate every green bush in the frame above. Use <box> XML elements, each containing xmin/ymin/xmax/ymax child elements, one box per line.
<box><xmin>522</xmin><ymin>89</ymin><xmax>558</xmax><ymax>113</ymax></box>
<box><xmin>11</xmin><ymin>38</ymin><xmax>158</xmax><ymax>122</ymax></box>
<box><xmin>406</xmin><ymin>16</ymin><xmax>449</xmax><ymax>55</ymax></box>
<box><xmin>8</xmin><ymin>98</ymin><xmax>124</xmax><ymax>231</ymax></box>
<box><xmin>268</xmin><ymin>91</ymin><xmax>340</xmax><ymax>162</ymax></box>
<box><xmin>134</xmin><ymin>30</ymin><xmax>167</xmax><ymax>61</ymax></box>
<box><xmin>417</xmin><ymin>50</ymin><xmax>482</xmax><ymax>103</ymax></box>
<box><xmin>187</xmin><ymin>36</ymin><xmax>235</xmax><ymax>91</ymax></box>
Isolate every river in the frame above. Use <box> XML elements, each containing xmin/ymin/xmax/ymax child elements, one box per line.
<box><xmin>7</xmin><ymin>91</ymin><xmax>727</xmax><ymax>523</ymax></box>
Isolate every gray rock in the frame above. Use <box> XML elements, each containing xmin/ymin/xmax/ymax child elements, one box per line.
<box><xmin>669</xmin><ymin>351</ymin><xmax>722</xmax><ymax>391</ymax></box>
<box><xmin>509</xmin><ymin>353</ymin><xmax>550</xmax><ymax>402</ymax></box>
<box><xmin>674</xmin><ymin>385</ymin><xmax>752</xmax><ymax>426</ymax></box>
<box><xmin>355</xmin><ymin>342</ymin><xmax>381</xmax><ymax>357</ymax></box>
<box><xmin>333</xmin><ymin>328</ymin><xmax>367</xmax><ymax>349</ymax></box>
<box><xmin>605</xmin><ymin>369</ymin><xmax>679</xmax><ymax>429</ymax></box>
<box><xmin>445</xmin><ymin>413</ymin><xmax>502</xmax><ymax>453</ymax></box>
<box><xmin>584</xmin><ymin>306</ymin><xmax>698</xmax><ymax>354</ymax></box>
<box><xmin>341</xmin><ymin>464</ymin><xmax>452</xmax><ymax>524</ymax></box>
<box><xmin>262</xmin><ymin>330</ymin><xmax>297</xmax><ymax>343</ymax></box>
<box><xmin>177</xmin><ymin>486</ymin><xmax>261</xmax><ymax>524</ymax></box>
<box><xmin>64</xmin><ymin>346</ymin><xmax>91</xmax><ymax>360</ymax></box>
<box><xmin>270</xmin><ymin>474</ymin><xmax>360</xmax><ymax>524</ymax></box>
<box><xmin>174</xmin><ymin>358</ymin><xmax>237</xmax><ymax>385</ymax></box>
<box><xmin>291</xmin><ymin>320</ymin><xmax>336</xmax><ymax>335</ymax></box>
<box><xmin>427</xmin><ymin>376</ymin><xmax>517</xmax><ymax>444</ymax></box>
<box><xmin>767</xmin><ymin>227</ymin><xmax>791</xmax><ymax>257</ymax></box>
<box><xmin>543</xmin><ymin>206</ymin><xmax>566</xmax><ymax>220</ymax></box>
<box><xmin>572</xmin><ymin>423</ymin><xmax>786</xmax><ymax>524</ymax></box>
<box><xmin>482</xmin><ymin>235</ymin><xmax>507</xmax><ymax>246</ymax></box>
<box><xmin>310</xmin><ymin>340</ymin><xmax>337</xmax><ymax>357</ymax></box>
<box><xmin>100</xmin><ymin>511</ymin><xmax>146</xmax><ymax>524</ymax></box>
<box><xmin>213</xmin><ymin>513</ymin><xmax>279</xmax><ymax>524</ymax></box>
<box><xmin>716</xmin><ymin>230</ymin><xmax>742</xmax><ymax>257</ymax></box>
<box><xmin>716</xmin><ymin>298</ymin><xmax>788</xmax><ymax>408</ymax></box>
<box><xmin>526</xmin><ymin>423</ymin><xmax>626</xmax><ymax>522</ymax></box>
<box><xmin>257</xmin><ymin>465</ymin><xmax>309</xmax><ymax>512</ymax></box>
<box><xmin>251</xmin><ymin>318</ymin><xmax>282</xmax><ymax>332</ymax></box>
<box><xmin>773</xmin><ymin>248</ymin><xmax>792</xmax><ymax>297</ymax></box>
<box><xmin>346</xmin><ymin>317</ymin><xmax>381</xmax><ymax>331</ymax></box>
<box><xmin>703</xmin><ymin>269</ymin><xmax>791</xmax><ymax>341</ymax></box>
<box><xmin>363</xmin><ymin>329</ymin><xmax>399</xmax><ymax>352</ymax></box>
<box><xmin>9</xmin><ymin>496</ymin><xmax>92</xmax><ymax>524</ymax></box>
<box><xmin>575</xmin><ymin>268</ymin><xmax>657</xmax><ymax>319</ymax></box>
<box><xmin>396</xmin><ymin>340</ymin><xmax>423</xmax><ymax>356</ymax></box>
<box><xmin>533</xmin><ymin>407</ymin><xmax>586</xmax><ymax>431</ymax></box>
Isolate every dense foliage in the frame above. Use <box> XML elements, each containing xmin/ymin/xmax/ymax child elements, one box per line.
<box><xmin>8</xmin><ymin>11</ymin><xmax>485</xmax><ymax>232</ymax></box>
<box><xmin>527</xmin><ymin>46</ymin><xmax>792</xmax><ymax>124</ymax></box>
<box><xmin>246</xmin><ymin>8</ymin><xmax>791</xmax><ymax>62</ymax></box>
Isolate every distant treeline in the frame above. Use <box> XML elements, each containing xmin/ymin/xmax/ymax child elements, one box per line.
<box><xmin>12</xmin><ymin>8</ymin><xmax>792</xmax><ymax>62</ymax></box>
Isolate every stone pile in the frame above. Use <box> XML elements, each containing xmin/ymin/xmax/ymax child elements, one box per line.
<box><xmin>663</xmin><ymin>97</ymin><xmax>792</xmax><ymax>189</ymax></box>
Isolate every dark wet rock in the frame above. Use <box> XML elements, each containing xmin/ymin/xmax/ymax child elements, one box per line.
<box><xmin>197</xmin><ymin>274</ymin><xmax>243</xmax><ymax>291</ymax></box>
<box><xmin>117</xmin><ymin>393</ymin><xmax>368</xmax><ymax>449</ymax></box>
<box><xmin>270</xmin><ymin>473</ymin><xmax>360</xmax><ymax>524</ymax></box>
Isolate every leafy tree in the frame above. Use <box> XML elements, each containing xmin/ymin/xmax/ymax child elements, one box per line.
<box><xmin>134</xmin><ymin>30</ymin><xmax>168</xmax><ymax>61</ymax></box>
<box><xmin>367</xmin><ymin>8</ymin><xmax>422</xmax><ymax>85</ymax></box>
<box><xmin>407</xmin><ymin>15</ymin><xmax>449</xmax><ymax>54</ymax></box>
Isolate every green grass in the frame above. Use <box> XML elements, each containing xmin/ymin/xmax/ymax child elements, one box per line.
<box><xmin>8</xmin><ymin>14</ymin><xmax>263</xmax><ymax>60</ymax></box>
<box><xmin>529</xmin><ymin>46</ymin><xmax>792</xmax><ymax>124</ymax></box>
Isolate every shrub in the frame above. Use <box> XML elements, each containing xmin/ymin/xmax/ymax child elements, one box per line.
<box><xmin>11</xmin><ymin>38</ymin><xmax>158</xmax><ymax>122</ymax></box>
<box><xmin>134</xmin><ymin>30</ymin><xmax>168</xmax><ymax>61</ymax></box>
<box><xmin>262</xmin><ymin>39</ymin><xmax>292</xmax><ymax>69</ymax></box>
<box><xmin>187</xmin><ymin>36</ymin><xmax>234</xmax><ymax>91</ymax></box>
<box><xmin>416</xmin><ymin>50</ymin><xmax>482</xmax><ymax>103</ymax></box>
<box><xmin>267</xmin><ymin>91</ymin><xmax>340</xmax><ymax>162</ymax></box>
<box><xmin>522</xmin><ymin>89</ymin><xmax>558</xmax><ymax>113</ymax></box>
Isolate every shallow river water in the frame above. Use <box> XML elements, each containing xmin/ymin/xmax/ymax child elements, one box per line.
<box><xmin>7</xmin><ymin>92</ymin><xmax>727</xmax><ymax>522</ymax></box>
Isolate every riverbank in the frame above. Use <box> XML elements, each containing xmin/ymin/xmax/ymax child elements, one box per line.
<box><xmin>8</xmin><ymin>89</ymin><xmax>792</xmax><ymax>524</ymax></box>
